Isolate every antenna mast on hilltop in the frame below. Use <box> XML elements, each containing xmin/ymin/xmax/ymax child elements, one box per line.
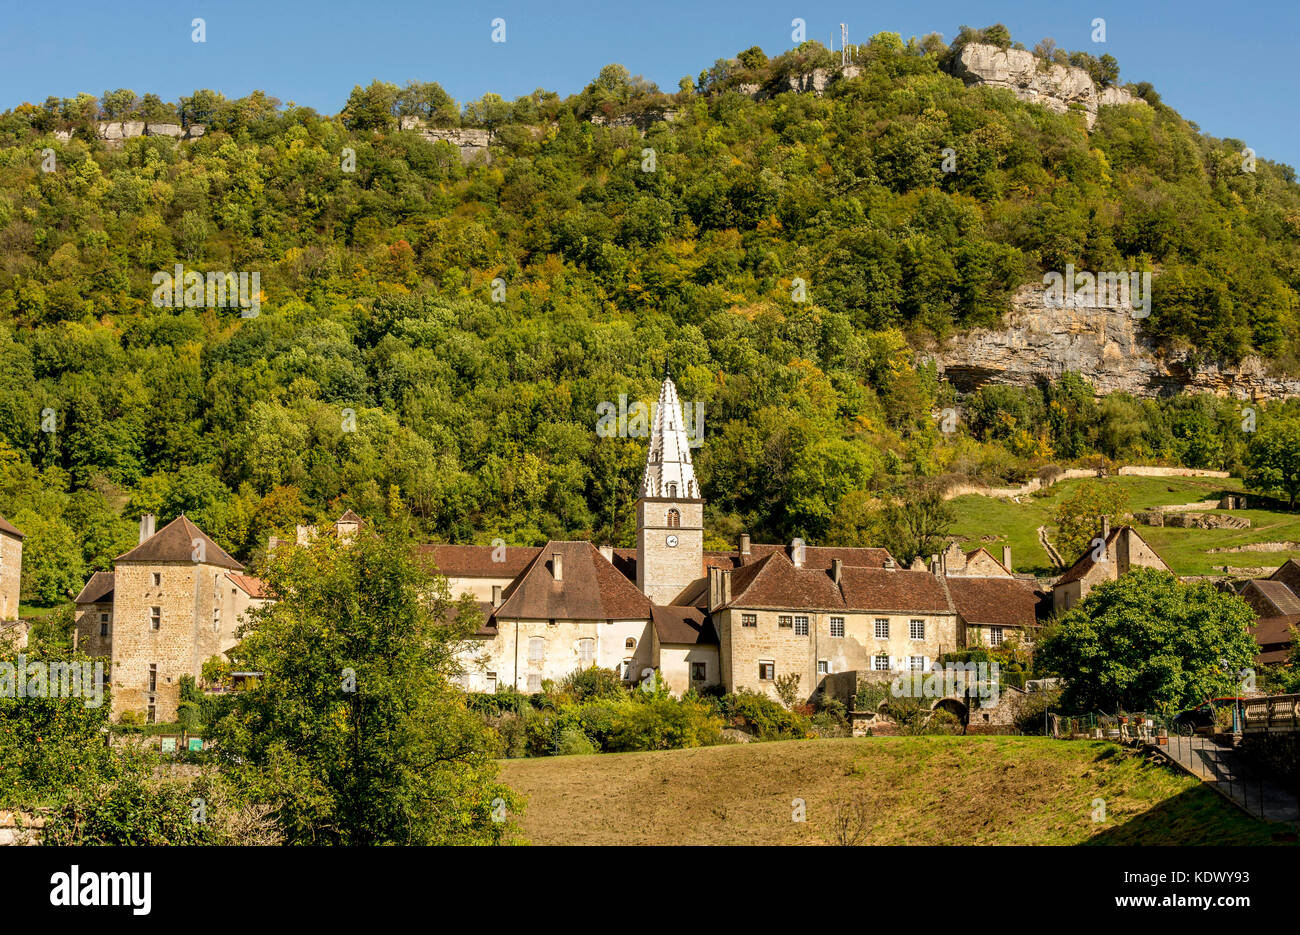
<box><xmin>840</xmin><ymin>24</ymin><xmax>849</xmax><ymax>65</ymax></box>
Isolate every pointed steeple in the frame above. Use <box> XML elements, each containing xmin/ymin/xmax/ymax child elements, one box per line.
<box><xmin>640</xmin><ymin>375</ymin><xmax>700</xmax><ymax>500</ymax></box>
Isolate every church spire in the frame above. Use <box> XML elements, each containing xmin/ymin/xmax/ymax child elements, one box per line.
<box><xmin>640</xmin><ymin>374</ymin><xmax>699</xmax><ymax>500</ymax></box>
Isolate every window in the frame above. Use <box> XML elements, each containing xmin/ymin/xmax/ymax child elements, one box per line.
<box><xmin>667</xmin><ymin>483</ymin><xmax>678</xmax><ymax>498</ymax></box>
<box><xmin>910</xmin><ymin>619</ymin><xmax>925</xmax><ymax>641</ymax></box>
<box><xmin>794</xmin><ymin>615</ymin><xmax>809</xmax><ymax>636</ymax></box>
<box><xmin>830</xmin><ymin>617</ymin><xmax>844</xmax><ymax>638</ymax></box>
<box><xmin>625</xmin><ymin>637</ymin><xmax>636</xmax><ymax>651</ymax></box>
<box><xmin>528</xmin><ymin>638</ymin><xmax>545</xmax><ymax>662</ymax></box>
<box><xmin>667</xmin><ymin>509</ymin><xmax>680</xmax><ymax>528</ymax></box>
<box><xmin>909</xmin><ymin>656</ymin><xmax>925</xmax><ymax>671</ymax></box>
<box><xmin>741</xmin><ymin>614</ymin><xmax>757</xmax><ymax>628</ymax></box>
<box><xmin>146</xmin><ymin>703</ymin><xmax>156</xmax><ymax>724</ymax></box>
<box><xmin>989</xmin><ymin>626</ymin><xmax>1004</xmax><ymax>647</ymax></box>
<box><xmin>100</xmin><ymin>620</ymin><xmax>109</xmax><ymax>638</ymax></box>
<box><xmin>874</xmin><ymin>618</ymin><xmax>889</xmax><ymax>639</ymax></box>
<box><xmin>485</xmin><ymin>671</ymin><xmax>498</xmax><ymax>693</ymax></box>
<box><xmin>690</xmin><ymin>662</ymin><xmax>707</xmax><ymax>681</ymax></box>
<box><xmin>526</xmin><ymin>674</ymin><xmax>541</xmax><ymax>693</ymax></box>
<box><xmin>817</xmin><ymin>660</ymin><xmax>828</xmax><ymax>675</ymax></box>
<box><xmin>578</xmin><ymin>639</ymin><xmax>595</xmax><ymax>666</ymax></box>
<box><xmin>758</xmin><ymin>661</ymin><xmax>775</xmax><ymax>681</ymax></box>
<box><xmin>213</xmin><ymin>608</ymin><xmax>221</xmax><ymax>632</ymax></box>
<box><xmin>151</xmin><ymin>572</ymin><xmax>161</xmax><ymax>587</ymax></box>
<box><xmin>622</xmin><ymin>660</ymin><xmax>634</xmax><ymax>680</ymax></box>
<box><xmin>150</xmin><ymin>606</ymin><xmax>161</xmax><ymax>630</ymax></box>
<box><xmin>873</xmin><ymin>653</ymin><xmax>890</xmax><ymax>672</ymax></box>
<box><xmin>778</xmin><ymin>615</ymin><xmax>793</xmax><ymax>629</ymax></box>
<box><xmin>148</xmin><ymin>664</ymin><xmax>157</xmax><ymax>692</ymax></box>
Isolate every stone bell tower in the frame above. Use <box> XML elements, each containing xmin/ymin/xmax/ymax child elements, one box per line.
<box><xmin>636</xmin><ymin>367</ymin><xmax>704</xmax><ymax>604</ymax></box>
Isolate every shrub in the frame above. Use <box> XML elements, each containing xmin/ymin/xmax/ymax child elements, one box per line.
<box><xmin>719</xmin><ymin>690</ymin><xmax>811</xmax><ymax>740</ymax></box>
<box><xmin>558</xmin><ymin>666</ymin><xmax>625</xmax><ymax>702</ymax></box>
<box><xmin>555</xmin><ymin>728</ymin><xmax>597</xmax><ymax>756</ymax></box>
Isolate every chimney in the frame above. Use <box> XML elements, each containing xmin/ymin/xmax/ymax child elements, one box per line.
<box><xmin>552</xmin><ymin>552</ymin><xmax>563</xmax><ymax>582</ymax></box>
<box><xmin>739</xmin><ymin>533</ymin><xmax>751</xmax><ymax>558</ymax></box>
<box><xmin>492</xmin><ymin>584</ymin><xmax>503</xmax><ymax>607</ymax></box>
<box><xmin>707</xmin><ymin>567</ymin><xmax>734</xmax><ymax>613</ymax></box>
<box><xmin>790</xmin><ymin>539</ymin><xmax>804</xmax><ymax>569</ymax></box>
<box><xmin>910</xmin><ymin>556</ymin><xmax>925</xmax><ymax>571</ymax></box>
<box><xmin>139</xmin><ymin>513</ymin><xmax>155</xmax><ymax>544</ymax></box>
<box><xmin>929</xmin><ymin>553</ymin><xmax>940</xmax><ymax>575</ymax></box>
<box><xmin>1002</xmin><ymin>546</ymin><xmax>1012</xmax><ymax>572</ymax></box>
<box><xmin>598</xmin><ymin>544</ymin><xmax>614</xmax><ymax>563</ymax></box>
<box><xmin>883</xmin><ymin>557</ymin><xmax>896</xmax><ymax>571</ymax></box>
<box><xmin>831</xmin><ymin>557</ymin><xmax>843</xmax><ymax>585</ymax></box>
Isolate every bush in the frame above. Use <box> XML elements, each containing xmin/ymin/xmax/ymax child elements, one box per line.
<box><xmin>558</xmin><ymin>666</ymin><xmax>625</xmax><ymax>702</ymax></box>
<box><xmin>555</xmin><ymin>728</ymin><xmax>597</xmax><ymax>756</ymax></box>
<box><xmin>719</xmin><ymin>690</ymin><xmax>811</xmax><ymax>740</ymax></box>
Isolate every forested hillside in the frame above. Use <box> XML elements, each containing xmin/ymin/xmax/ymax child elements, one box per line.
<box><xmin>1</xmin><ymin>27</ymin><xmax>1299</xmax><ymax>602</ymax></box>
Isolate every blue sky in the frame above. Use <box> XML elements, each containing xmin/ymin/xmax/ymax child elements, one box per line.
<box><xmin>2</xmin><ymin>0</ymin><xmax>1297</xmax><ymax>167</ymax></box>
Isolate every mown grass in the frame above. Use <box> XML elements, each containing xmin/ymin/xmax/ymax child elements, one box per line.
<box><xmin>946</xmin><ymin>474</ymin><xmax>1300</xmax><ymax>576</ymax></box>
<box><xmin>498</xmin><ymin>735</ymin><xmax>1285</xmax><ymax>845</ymax></box>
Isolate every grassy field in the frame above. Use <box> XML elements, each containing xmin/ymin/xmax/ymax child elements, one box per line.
<box><xmin>498</xmin><ymin>736</ymin><xmax>1285</xmax><ymax>845</ymax></box>
<box><xmin>947</xmin><ymin>474</ymin><xmax>1300</xmax><ymax>577</ymax></box>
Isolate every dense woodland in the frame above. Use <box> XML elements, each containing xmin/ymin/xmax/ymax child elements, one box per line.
<box><xmin>2</xmin><ymin>27</ymin><xmax>1300</xmax><ymax>603</ymax></box>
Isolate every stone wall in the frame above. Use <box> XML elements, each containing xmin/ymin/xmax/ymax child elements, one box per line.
<box><xmin>0</xmin><ymin>530</ymin><xmax>20</xmax><ymax>622</ymax></box>
<box><xmin>0</xmin><ymin>810</ymin><xmax>44</xmax><ymax>845</ymax></box>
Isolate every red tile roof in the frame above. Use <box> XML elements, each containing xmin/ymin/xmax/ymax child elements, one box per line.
<box><xmin>495</xmin><ymin>541</ymin><xmax>652</xmax><ymax>621</ymax></box>
<box><xmin>227</xmin><ymin>573</ymin><xmax>269</xmax><ymax>599</ymax></box>
<box><xmin>418</xmin><ymin>544</ymin><xmax>540</xmax><ymax>578</ymax></box>
<box><xmin>723</xmin><ymin>550</ymin><xmax>952</xmax><ymax>614</ymax></box>
<box><xmin>945</xmin><ymin>576</ymin><xmax>1040</xmax><ymax>628</ymax></box>
<box><xmin>115</xmin><ymin>515</ymin><xmax>242</xmax><ymax>570</ymax></box>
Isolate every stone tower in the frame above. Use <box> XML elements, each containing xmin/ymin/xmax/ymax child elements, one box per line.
<box><xmin>636</xmin><ymin>372</ymin><xmax>703</xmax><ymax>604</ymax></box>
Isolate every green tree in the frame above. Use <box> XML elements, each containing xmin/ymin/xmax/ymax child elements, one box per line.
<box><xmin>1053</xmin><ymin>480</ymin><xmax>1128</xmax><ymax>561</ymax></box>
<box><xmin>1035</xmin><ymin>568</ymin><xmax>1258</xmax><ymax>713</ymax></box>
<box><xmin>1246</xmin><ymin>412</ymin><xmax>1300</xmax><ymax>508</ymax></box>
<box><xmin>209</xmin><ymin>527</ymin><xmax>520</xmax><ymax>844</ymax></box>
<box><xmin>880</xmin><ymin>488</ymin><xmax>953</xmax><ymax>565</ymax></box>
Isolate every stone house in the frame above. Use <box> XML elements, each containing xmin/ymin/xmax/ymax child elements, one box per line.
<box><xmin>0</xmin><ymin>514</ymin><xmax>23</xmax><ymax>622</ymax></box>
<box><xmin>73</xmin><ymin>514</ymin><xmax>268</xmax><ymax>722</ymax></box>
<box><xmin>1235</xmin><ymin>559</ymin><xmax>1300</xmax><ymax>665</ymax></box>
<box><xmin>1051</xmin><ymin>521</ymin><xmax>1169</xmax><ymax>613</ymax></box>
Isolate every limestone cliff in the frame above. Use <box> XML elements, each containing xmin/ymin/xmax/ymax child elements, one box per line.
<box><xmin>948</xmin><ymin>43</ymin><xmax>1143</xmax><ymax>129</ymax></box>
<box><xmin>934</xmin><ymin>285</ymin><xmax>1300</xmax><ymax>401</ymax></box>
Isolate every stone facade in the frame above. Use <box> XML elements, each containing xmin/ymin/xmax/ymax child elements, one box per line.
<box><xmin>1052</xmin><ymin>523</ymin><xmax>1169</xmax><ymax>613</ymax></box>
<box><xmin>0</xmin><ymin>517</ymin><xmax>23</xmax><ymax>622</ymax></box>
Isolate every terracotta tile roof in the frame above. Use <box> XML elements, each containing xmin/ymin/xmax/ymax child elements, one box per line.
<box><xmin>706</xmin><ymin>544</ymin><xmax>896</xmax><ymax>571</ymax></box>
<box><xmin>115</xmin><ymin>515</ymin><xmax>242</xmax><ymax>570</ymax></box>
<box><xmin>1241</xmin><ymin>580</ymin><xmax>1300</xmax><ymax>617</ymax></box>
<box><xmin>1252</xmin><ymin>615</ymin><xmax>1300</xmax><ymax>650</ymax></box>
<box><xmin>495</xmin><ymin>541</ymin><xmax>652</xmax><ymax>621</ymax></box>
<box><xmin>724</xmin><ymin>550</ymin><xmax>952</xmax><ymax>614</ymax></box>
<box><xmin>945</xmin><ymin>576</ymin><xmax>1040</xmax><ymax>628</ymax></box>
<box><xmin>226</xmin><ymin>573</ymin><xmax>270</xmax><ymax>599</ymax></box>
<box><xmin>651</xmin><ymin>605</ymin><xmax>718</xmax><ymax>644</ymax></box>
<box><xmin>74</xmin><ymin>571</ymin><xmax>115</xmax><ymax>604</ymax></box>
<box><xmin>418</xmin><ymin>544</ymin><xmax>540</xmax><ymax>578</ymax></box>
<box><xmin>0</xmin><ymin>514</ymin><xmax>24</xmax><ymax>539</ymax></box>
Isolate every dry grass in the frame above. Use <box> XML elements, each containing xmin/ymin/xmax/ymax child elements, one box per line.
<box><xmin>498</xmin><ymin>736</ymin><xmax>1284</xmax><ymax>845</ymax></box>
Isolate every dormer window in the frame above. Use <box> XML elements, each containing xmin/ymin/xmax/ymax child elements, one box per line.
<box><xmin>667</xmin><ymin>509</ymin><xmax>680</xmax><ymax>528</ymax></box>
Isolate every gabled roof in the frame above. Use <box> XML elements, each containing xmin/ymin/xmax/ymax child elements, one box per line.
<box><xmin>0</xmin><ymin>514</ymin><xmax>24</xmax><ymax>539</ymax></box>
<box><xmin>1241</xmin><ymin>579</ymin><xmax>1300</xmax><ymax>618</ymax></box>
<box><xmin>446</xmin><ymin>599</ymin><xmax>498</xmax><ymax>637</ymax></box>
<box><xmin>115</xmin><ymin>515</ymin><xmax>242</xmax><ymax>570</ymax></box>
<box><xmin>226</xmin><ymin>573</ymin><xmax>269</xmax><ymax>599</ymax></box>
<box><xmin>1269</xmin><ymin>559</ymin><xmax>1300</xmax><ymax>595</ymax></box>
<box><xmin>706</xmin><ymin>544</ymin><xmax>896</xmax><ymax>571</ymax></box>
<box><xmin>418</xmin><ymin>544</ymin><xmax>540</xmax><ymax>578</ymax></box>
<box><xmin>74</xmin><ymin>571</ymin><xmax>115</xmax><ymax>604</ymax></box>
<box><xmin>495</xmin><ymin>541</ymin><xmax>652</xmax><ymax>621</ymax></box>
<box><xmin>961</xmin><ymin>546</ymin><xmax>1013</xmax><ymax>577</ymax></box>
<box><xmin>1054</xmin><ymin>525</ymin><xmax>1167</xmax><ymax>587</ymax></box>
<box><xmin>945</xmin><ymin>576</ymin><xmax>1040</xmax><ymax>628</ymax></box>
<box><xmin>651</xmin><ymin>605</ymin><xmax>718</xmax><ymax>645</ymax></box>
<box><xmin>336</xmin><ymin>509</ymin><xmax>364</xmax><ymax>524</ymax></box>
<box><xmin>838</xmin><ymin>565</ymin><xmax>953</xmax><ymax>614</ymax></box>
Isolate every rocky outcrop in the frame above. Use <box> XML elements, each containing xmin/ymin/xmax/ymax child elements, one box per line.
<box><xmin>92</xmin><ymin>121</ymin><xmax>205</xmax><ymax>148</ymax></box>
<box><xmin>589</xmin><ymin>109</ymin><xmax>679</xmax><ymax>131</ymax></box>
<box><xmin>935</xmin><ymin>285</ymin><xmax>1300</xmax><ymax>401</ymax></box>
<box><xmin>398</xmin><ymin>118</ymin><xmax>491</xmax><ymax>163</ymax></box>
<box><xmin>949</xmin><ymin>43</ymin><xmax>1143</xmax><ymax>129</ymax></box>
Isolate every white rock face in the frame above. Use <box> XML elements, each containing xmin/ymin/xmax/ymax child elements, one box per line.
<box><xmin>145</xmin><ymin>123</ymin><xmax>184</xmax><ymax>137</ymax></box>
<box><xmin>935</xmin><ymin>285</ymin><xmax>1300</xmax><ymax>401</ymax></box>
<box><xmin>950</xmin><ymin>43</ymin><xmax>1141</xmax><ymax>129</ymax></box>
<box><xmin>52</xmin><ymin>130</ymin><xmax>72</xmax><ymax>143</ymax></box>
